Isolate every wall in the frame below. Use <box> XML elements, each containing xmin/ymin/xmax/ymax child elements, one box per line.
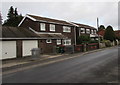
<box><xmin>38</xmin><ymin>39</ymin><xmax>57</xmax><ymax>54</ymax></box>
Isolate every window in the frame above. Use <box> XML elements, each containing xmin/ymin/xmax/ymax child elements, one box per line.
<box><xmin>94</xmin><ymin>30</ymin><xmax>97</xmax><ymax>34</ymax></box>
<box><xmin>63</xmin><ymin>26</ymin><xmax>71</xmax><ymax>32</ymax></box>
<box><xmin>86</xmin><ymin>29</ymin><xmax>90</xmax><ymax>34</ymax></box>
<box><xmin>57</xmin><ymin>39</ymin><xmax>61</xmax><ymax>45</ymax></box>
<box><xmin>81</xmin><ymin>28</ymin><xmax>85</xmax><ymax>33</ymax></box>
<box><xmin>63</xmin><ymin>39</ymin><xmax>71</xmax><ymax>45</ymax></box>
<box><xmin>91</xmin><ymin>30</ymin><xmax>94</xmax><ymax>34</ymax></box>
<box><xmin>40</xmin><ymin>23</ymin><xmax>45</xmax><ymax>31</ymax></box>
<box><xmin>50</xmin><ymin>24</ymin><xmax>55</xmax><ymax>31</ymax></box>
<box><xmin>46</xmin><ymin>39</ymin><xmax>52</xmax><ymax>43</ymax></box>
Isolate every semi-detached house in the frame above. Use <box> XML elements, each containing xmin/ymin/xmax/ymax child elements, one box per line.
<box><xmin>18</xmin><ymin>14</ymin><xmax>76</xmax><ymax>53</ymax></box>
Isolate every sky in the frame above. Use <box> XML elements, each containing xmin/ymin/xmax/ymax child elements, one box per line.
<box><xmin>1</xmin><ymin>0</ymin><xmax>119</xmax><ymax>30</ymax></box>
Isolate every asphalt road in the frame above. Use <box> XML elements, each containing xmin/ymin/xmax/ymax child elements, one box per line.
<box><xmin>2</xmin><ymin>46</ymin><xmax>119</xmax><ymax>83</ymax></box>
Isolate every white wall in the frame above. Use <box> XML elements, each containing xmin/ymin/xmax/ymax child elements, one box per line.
<box><xmin>1</xmin><ymin>41</ymin><xmax>16</xmax><ymax>60</ymax></box>
<box><xmin>23</xmin><ymin>40</ymin><xmax>38</xmax><ymax>56</ymax></box>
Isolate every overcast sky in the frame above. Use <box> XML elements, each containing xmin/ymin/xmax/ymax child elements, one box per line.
<box><xmin>1</xmin><ymin>1</ymin><xmax>119</xmax><ymax>30</ymax></box>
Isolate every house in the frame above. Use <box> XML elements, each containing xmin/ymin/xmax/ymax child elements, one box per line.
<box><xmin>1</xmin><ymin>26</ymin><xmax>67</xmax><ymax>60</ymax></box>
<box><xmin>18</xmin><ymin>14</ymin><xmax>76</xmax><ymax>53</ymax></box>
<box><xmin>71</xmin><ymin>22</ymin><xmax>98</xmax><ymax>42</ymax></box>
<box><xmin>114</xmin><ymin>30</ymin><xmax>120</xmax><ymax>38</ymax></box>
<box><xmin>97</xmin><ymin>29</ymin><xmax>105</xmax><ymax>38</ymax></box>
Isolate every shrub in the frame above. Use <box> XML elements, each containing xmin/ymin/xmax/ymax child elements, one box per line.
<box><xmin>102</xmin><ymin>40</ymin><xmax>111</xmax><ymax>47</ymax></box>
<box><xmin>77</xmin><ymin>35</ymin><xmax>91</xmax><ymax>44</ymax></box>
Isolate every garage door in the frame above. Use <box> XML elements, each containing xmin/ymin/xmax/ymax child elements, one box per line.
<box><xmin>1</xmin><ymin>41</ymin><xmax>16</xmax><ymax>60</ymax></box>
<box><xmin>23</xmin><ymin>40</ymin><xmax>38</xmax><ymax>56</ymax></box>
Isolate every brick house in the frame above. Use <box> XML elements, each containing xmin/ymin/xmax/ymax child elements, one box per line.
<box><xmin>70</xmin><ymin>22</ymin><xmax>98</xmax><ymax>43</ymax></box>
<box><xmin>97</xmin><ymin>29</ymin><xmax>105</xmax><ymax>38</ymax></box>
<box><xmin>114</xmin><ymin>30</ymin><xmax>120</xmax><ymax>38</ymax></box>
<box><xmin>18</xmin><ymin>14</ymin><xmax>76</xmax><ymax>53</ymax></box>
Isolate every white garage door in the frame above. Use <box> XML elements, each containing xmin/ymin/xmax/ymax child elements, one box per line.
<box><xmin>1</xmin><ymin>41</ymin><xmax>16</xmax><ymax>60</ymax></box>
<box><xmin>23</xmin><ymin>40</ymin><xmax>38</xmax><ymax>56</ymax></box>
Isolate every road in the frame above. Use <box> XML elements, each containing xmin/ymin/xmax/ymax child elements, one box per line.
<box><xmin>2</xmin><ymin>46</ymin><xmax>119</xmax><ymax>83</ymax></box>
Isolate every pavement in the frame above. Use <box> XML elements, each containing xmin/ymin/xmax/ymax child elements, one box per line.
<box><xmin>2</xmin><ymin>46</ymin><xmax>117</xmax><ymax>69</ymax></box>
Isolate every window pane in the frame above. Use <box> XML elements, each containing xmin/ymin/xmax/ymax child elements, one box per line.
<box><xmin>40</xmin><ymin>23</ymin><xmax>45</xmax><ymax>31</ymax></box>
<box><xmin>63</xmin><ymin>26</ymin><xmax>71</xmax><ymax>32</ymax></box>
<box><xmin>50</xmin><ymin>24</ymin><xmax>55</xmax><ymax>31</ymax></box>
<box><xmin>57</xmin><ymin>39</ymin><xmax>61</xmax><ymax>45</ymax></box>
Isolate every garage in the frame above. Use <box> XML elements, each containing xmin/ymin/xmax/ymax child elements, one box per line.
<box><xmin>1</xmin><ymin>41</ymin><xmax>16</xmax><ymax>60</ymax></box>
<box><xmin>22</xmin><ymin>40</ymin><xmax>38</xmax><ymax>56</ymax></box>
<box><xmin>1</xmin><ymin>26</ymin><xmax>40</xmax><ymax>60</ymax></box>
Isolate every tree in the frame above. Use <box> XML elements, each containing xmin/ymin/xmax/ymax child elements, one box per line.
<box><xmin>104</xmin><ymin>25</ymin><xmax>116</xmax><ymax>42</ymax></box>
<box><xmin>77</xmin><ymin>35</ymin><xmax>91</xmax><ymax>44</ymax></box>
<box><xmin>3</xmin><ymin>6</ymin><xmax>23</xmax><ymax>27</ymax></box>
<box><xmin>7</xmin><ymin>6</ymin><xmax>14</xmax><ymax>20</ymax></box>
<box><xmin>14</xmin><ymin>8</ymin><xmax>18</xmax><ymax>17</ymax></box>
<box><xmin>98</xmin><ymin>25</ymin><xmax>105</xmax><ymax>32</ymax></box>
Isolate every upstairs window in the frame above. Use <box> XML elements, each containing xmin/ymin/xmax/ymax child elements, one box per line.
<box><xmin>91</xmin><ymin>30</ymin><xmax>94</xmax><ymax>34</ymax></box>
<box><xmin>50</xmin><ymin>24</ymin><xmax>55</xmax><ymax>31</ymax></box>
<box><xmin>94</xmin><ymin>30</ymin><xmax>97</xmax><ymax>34</ymax></box>
<box><xmin>81</xmin><ymin>28</ymin><xmax>85</xmax><ymax>33</ymax></box>
<box><xmin>63</xmin><ymin>26</ymin><xmax>71</xmax><ymax>32</ymax></box>
<box><xmin>40</xmin><ymin>23</ymin><xmax>45</xmax><ymax>31</ymax></box>
<box><xmin>86</xmin><ymin>29</ymin><xmax>90</xmax><ymax>34</ymax></box>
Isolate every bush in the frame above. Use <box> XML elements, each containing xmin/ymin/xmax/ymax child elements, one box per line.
<box><xmin>77</xmin><ymin>35</ymin><xmax>91</xmax><ymax>44</ymax></box>
<box><xmin>102</xmin><ymin>40</ymin><xmax>111</xmax><ymax>47</ymax></box>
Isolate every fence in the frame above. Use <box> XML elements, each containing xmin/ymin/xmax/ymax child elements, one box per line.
<box><xmin>74</xmin><ymin>45</ymin><xmax>84</xmax><ymax>52</ymax></box>
<box><xmin>86</xmin><ymin>43</ymin><xmax>99</xmax><ymax>51</ymax></box>
<box><xmin>55</xmin><ymin>43</ymin><xmax>99</xmax><ymax>54</ymax></box>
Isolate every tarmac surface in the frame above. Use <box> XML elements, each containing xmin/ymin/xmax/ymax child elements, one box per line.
<box><xmin>2</xmin><ymin>46</ymin><xmax>119</xmax><ymax>83</ymax></box>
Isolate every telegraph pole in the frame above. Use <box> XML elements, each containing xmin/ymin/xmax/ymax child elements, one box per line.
<box><xmin>97</xmin><ymin>17</ymin><xmax>100</xmax><ymax>48</ymax></box>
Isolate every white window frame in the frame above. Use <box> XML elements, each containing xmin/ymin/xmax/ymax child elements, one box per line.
<box><xmin>50</xmin><ymin>24</ymin><xmax>55</xmax><ymax>31</ymax></box>
<box><xmin>57</xmin><ymin>39</ymin><xmax>61</xmax><ymax>45</ymax></box>
<box><xmin>63</xmin><ymin>39</ymin><xmax>71</xmax><ymax>45</ymax></box>
<box><xmin>46</xmin><ymin>39</ymin><xmax>52</xmax><ymax>43</ymax></box>
<box><xmin>91</xmin><ymin>30</ymin><xmax>94</xmax><ymax>34</ymax></box>
<box><xmin>81</xmin><ymin>28</ymin><xmax>85</xmax><ymax>33</ymax></box>
<box><xmin>40</xmin><ymin>23</ymin><xmax>45</xmax><ymax>31</ymax></box>
<box><xmin>86</xmin><ymin>29</ymin><xmax>90</xmax><ymax>34</ymax></box>
<box><xmin>63</xmin><ymin>26</ymin><xmax>71</xmax><ymax>33</ymax></box>
<box><xmin>94</xmin><ymin>30</ymin><xmax>97</xmax><ymax>34</ymax></box>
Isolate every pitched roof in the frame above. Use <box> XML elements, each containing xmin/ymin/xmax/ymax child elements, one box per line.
<box><xmin>114</xmin><ymin>30</ymin><xmax>120</xmax><ymax>37</ymax></box>
<box><xmin>97</xmin><ymin>29</ymin><xmax>105</xmax><ymax>36</ymax></box>
<box><xmin>1</xmin><ymin>26</ymin><xmax>67</xmax><ymax>40</ymax></box>
<box><xmin>1</xmin><ymin>26</ymin><xmax>40</xmax><ymax>39</ymax></box>
<box><xmin>72</xmin><ymin>22</ymin><xmax>96</xmax><ymax>30</ymax></box>
<box><xmin>27</xmin><ymin>14</ymin><xmax>74</xmax><ymax>26</ymax></box>
<box><xmin>37</xmin><ymin>34</ymin><xmax>67</xmax><ymax>39</ymax></box>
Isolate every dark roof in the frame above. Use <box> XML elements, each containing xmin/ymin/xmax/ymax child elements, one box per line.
<box><xmin>27</xmin><ymin>14</ymin><xmax>74</xmax><ymax>26</ymax></box>
<box><xmin>73</xmin><ymin>22</ymin><xmax>96</xmax><ymax>30</ymax></box>
<box><xmin>37</xmin><ymin>34</ymin><xmax>67</xmax><ymax>39</ymax></box>
<box><xmin>1</xmin><ymin>26</ymin><xmax>67</xmax><ymax>40</ymax></box>
<box><xmin>1</xmin><ymin>26</ymin><xmax>40</xmax><ymax>39</ymax></box>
